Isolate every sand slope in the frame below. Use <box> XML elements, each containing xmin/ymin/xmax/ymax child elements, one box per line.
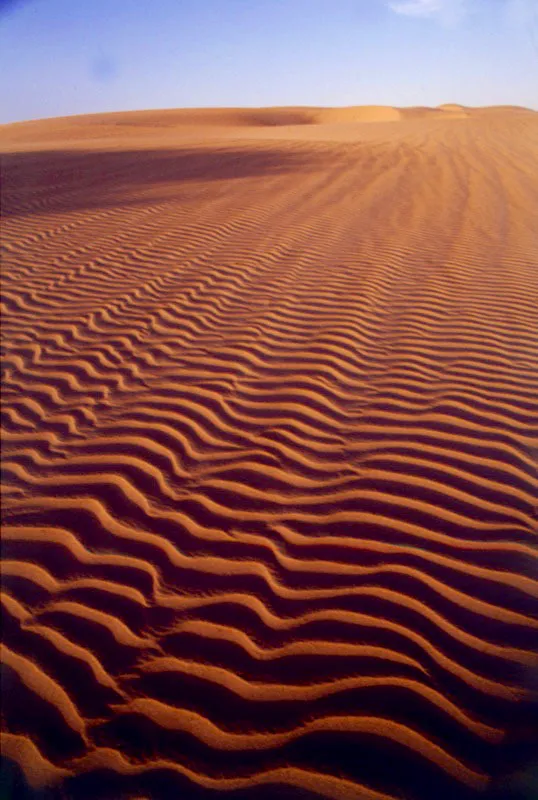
<box><xmin>1</xmin><ymin>105</ymin><xmax>538</xmax><ymax>800</ymax></box>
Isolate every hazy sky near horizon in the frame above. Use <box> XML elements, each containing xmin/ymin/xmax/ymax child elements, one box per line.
<box><xmin>1</xmin><ymin>0</ymin><xmax>537</xmax><ymax>123</ymax></box>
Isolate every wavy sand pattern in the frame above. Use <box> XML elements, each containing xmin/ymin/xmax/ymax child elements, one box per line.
<box><xmin>1</xmin><ymin>105</ymin><xmax>538</xmax><ymax>800</ymax></box>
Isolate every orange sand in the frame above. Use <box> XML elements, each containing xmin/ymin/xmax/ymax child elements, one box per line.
<box><xmin>1</xmin><ymin>104</ymin><xmax>537</xmax><ymax>800</ymax></box>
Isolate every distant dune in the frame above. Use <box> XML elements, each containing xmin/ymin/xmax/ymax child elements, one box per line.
<box><xmin>313</xmin><ymin>105</ymin><xmax>402</xmax><ymax>123</ymax></box>
<box><xmin>437</xmin><ymin>103</ymin><xmax>467</xmax><ymax>111</ymax></box>
<box><xmin>3</xmin><ymin>104</ymin><xmax>537</xmax><ymax>152</ymax></box>
<box><xmin>1</xmin><ymin>104</ymin><xmax>537</xmax><ymax>800</ymax></box>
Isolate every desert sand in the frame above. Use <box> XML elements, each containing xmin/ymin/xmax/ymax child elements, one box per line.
<box><xmin>1</xmin><ymin>104</ymin><xmax>537</xmax><ymax>800</ymax></box>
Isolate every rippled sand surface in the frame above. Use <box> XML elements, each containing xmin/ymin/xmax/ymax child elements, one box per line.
<box><xmin>1</xmin><ymin>104</ymin><xmax>538</xmax><ymax>800</ymax></box>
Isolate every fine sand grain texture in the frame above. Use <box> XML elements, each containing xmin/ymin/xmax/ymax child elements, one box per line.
<box><xmin>1</xmin><ymin>105</ymin><xmax>538</xmax><ymax>800</ymax></box>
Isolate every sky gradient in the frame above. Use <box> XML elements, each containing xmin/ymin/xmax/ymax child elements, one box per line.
<box><xmin>1</xmin><ymin>0</ymin><xmax>537</xmax><ymax>124</ymax></box>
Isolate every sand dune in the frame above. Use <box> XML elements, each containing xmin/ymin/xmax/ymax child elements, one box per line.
<box><xmin>1</xmin><ymin>104</ymin><xmax>538</xmax><ymax>800</ymax></box>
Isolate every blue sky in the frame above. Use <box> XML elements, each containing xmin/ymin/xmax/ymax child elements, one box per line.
<box><xmin>1</xmin><ymin>0</ymin><xmax>536</xmax><ymax>123</ymax></box>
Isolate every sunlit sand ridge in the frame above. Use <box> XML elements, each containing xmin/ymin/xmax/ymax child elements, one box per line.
<box><xmin>1</xmin><ymin>104</ymin><xmax>537</xmax><ymax>800</ymax></box>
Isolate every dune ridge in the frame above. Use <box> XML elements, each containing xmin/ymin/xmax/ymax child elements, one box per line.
<box><xmin>1</xmin><ymin>105</ymin><xmax>538</xmax><ymax>800</ymax></box>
